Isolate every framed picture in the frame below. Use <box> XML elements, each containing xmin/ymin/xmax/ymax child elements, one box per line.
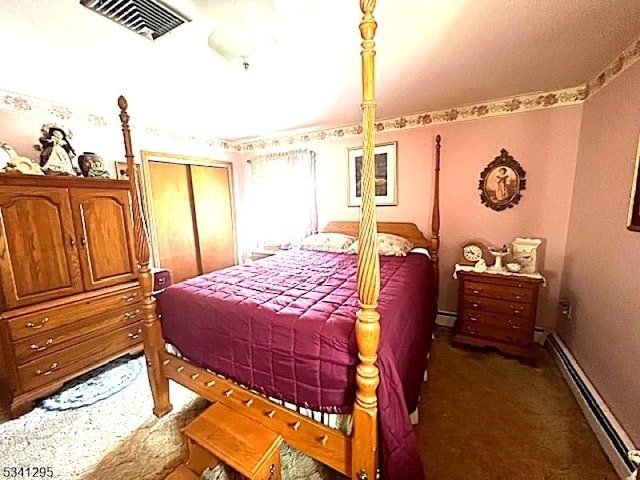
<box><xmin>627</xmin><ymin>136</ymin><xmax>640</xmax><ymax>231</ymax></box>
<box><xmin>347</xmin><ymin>142</ymin><xmax>397</xmax><ymax>207</ymax></box>
<box><xmin>478</xmin><ymin>148</ymin><xmax>527</xmax><ymax>211</ymax></box>
<box><xmin>115</xmin><ymin>161</ymin><xmax>140</xmax><ymax>181</ymax></box>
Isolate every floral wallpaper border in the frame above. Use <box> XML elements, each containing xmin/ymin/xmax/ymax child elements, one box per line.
<box><xmin>1</xmin><ymin>36</ymin><xmax>638</xmax><ymax>153</ymax></box>
<box><xmin>238</xmin><ymin>36</ymin><xmax>640</xmax><ymax>151</ymax></box>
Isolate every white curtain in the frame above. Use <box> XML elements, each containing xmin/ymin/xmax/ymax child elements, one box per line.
<box><xmin>248</xmin><ymin>149</ymin><xmax>317</xmax><ymax>247</ymax></box>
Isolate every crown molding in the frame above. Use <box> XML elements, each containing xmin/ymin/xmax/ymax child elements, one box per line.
<box><xmin>1</xmin><ymin>35</ymin><xmax>638</xmax><ymax>153</ymax></box>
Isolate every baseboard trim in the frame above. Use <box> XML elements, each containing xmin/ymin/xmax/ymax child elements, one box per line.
<box><xmin>548</xmin><ymin>333</ymin><xmax>636</xmax><ymax>478</ymax></box>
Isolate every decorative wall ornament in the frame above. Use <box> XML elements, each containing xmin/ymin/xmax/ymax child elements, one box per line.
<box><xmin>478</xmin><ymin>149</ymin><xmax>526</xmax><ymax>211</ymax></box>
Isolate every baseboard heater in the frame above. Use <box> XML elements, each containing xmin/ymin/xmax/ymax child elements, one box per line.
<box><xmin>548</xmin><ymin>333</ymin><xmax>636</xmax><ymax>478</ymax></box>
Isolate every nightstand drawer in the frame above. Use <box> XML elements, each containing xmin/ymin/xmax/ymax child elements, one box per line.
<box><xmin>464</xmin><ymin>280</ymin><xmax>535</xmax><ymax>303</ymax></box>
<box><xmin>462</xmin><ymin>296</ymin><xmax>533</xmax><ymax>318</ymax></box>
<box><xmin>459</xmin><ymin>322</ymin><xmax>532</xmax><ymax>345</ymax></box>
<box><xmin>461</xmin><ymin>310</ymin><xmax>533</xmax><ymax>331</ymax></box>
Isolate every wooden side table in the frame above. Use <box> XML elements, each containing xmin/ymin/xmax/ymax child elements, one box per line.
<box><xmin>250</xmin><ymin>249</ymin><xmax>280</xmax><ymax>261</ymax></box>
<box><xmin>452</xmin><ymin>269</ymin><xmax>544</xmax><ymax>360</ymax></box>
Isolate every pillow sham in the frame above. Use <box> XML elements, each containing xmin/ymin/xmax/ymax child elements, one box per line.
<box><xmin>299</xmin><ymin>233</ymin><xmax>357</xmax><ymax>253</ymax></box>
<box><xmin>345</xmin><ymin>232</ymin><xmax>415</xmax><ymax>256</ymax></box>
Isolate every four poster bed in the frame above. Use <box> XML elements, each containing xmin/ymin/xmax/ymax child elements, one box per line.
<box><xmin>117</xmin><ymin>2</ymin><xmax>442</xmax><ymax>479</ymax></box>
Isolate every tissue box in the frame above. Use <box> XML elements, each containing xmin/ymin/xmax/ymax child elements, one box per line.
<box><xmin>152</xmin><ymin>268</ymin><xmax>172</xmax><ymax>293</ymax></box>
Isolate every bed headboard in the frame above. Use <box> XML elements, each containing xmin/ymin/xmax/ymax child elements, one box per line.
<box><xmin>322</xmin><ymin>221</ymin><xmax>431</xmax><ymax>248</ymax></box>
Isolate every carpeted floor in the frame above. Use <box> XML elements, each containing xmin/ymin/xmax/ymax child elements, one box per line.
<box><xmin>0</xmin><ymin>329</ymin><xmax>618</xmax><ymax>480</ymax></box>
<box><xmin>418</xmin><ymin>329</ymin><xmax>618</xmax><ymax>480</ymax></box>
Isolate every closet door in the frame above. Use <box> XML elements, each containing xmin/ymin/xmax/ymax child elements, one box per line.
<box><xmin>147</xmin><ymin>161</ymin><xmax>199</xmax><ymax>283</ymax></box>
<box><xmin>190</xmin><ymin>164</ymin><xmax>236</xmax><ymax>273</ymax></box>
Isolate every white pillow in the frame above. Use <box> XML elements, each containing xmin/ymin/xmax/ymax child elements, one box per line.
<box><xmin>299</xmin><ymin>233</ymin><xmax>357</xmax><ymax>253</ymax></box>
<box><xmin>346</xmin><ymin>233</ymin><xmax>415</xmax><ymax>256</ymax></box>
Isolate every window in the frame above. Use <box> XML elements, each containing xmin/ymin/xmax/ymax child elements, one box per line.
<box><xmin>248</xmin><ymin>149</ymin><xmax>318</xmax><ymax>247</ymax></box>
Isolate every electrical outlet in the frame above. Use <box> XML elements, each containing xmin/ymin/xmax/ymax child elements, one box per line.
<box><xmin>559</xmin><ymin>297</ymin><xmax>573</xmax><ymax>319</ymax></box>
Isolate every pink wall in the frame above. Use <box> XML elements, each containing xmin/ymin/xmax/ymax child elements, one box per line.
<box><xmin>557</xmin><ymin>62</ymin><xmax>640</xmax><ymax>445</ymax></box>
<box><xmin>244</xmin><ymin>106</ymin><xmax>582</xmax><ymax>327</ymax></box>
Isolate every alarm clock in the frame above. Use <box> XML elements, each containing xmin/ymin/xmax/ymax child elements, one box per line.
<box><xmin>459</xmin><ymin>240</ymin><xmax>489</xmax><ymax>266</ymax></box>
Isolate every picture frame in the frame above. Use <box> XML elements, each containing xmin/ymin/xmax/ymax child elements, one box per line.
<box><xmin>347</xmin><ymin>142</ymin><xmax>397</xmax><ymax>207</ymax></box>
<box><xmin>627</xmin><ymin>136</ymin><xmax>640</xmax><ymax>231</ymax></box>
<box><xmin>115</xmin><ymin>161</ymin><xmax>140</xmax><ymax>181</ymax></box>
<box><xmin>478</xmin><ymin>148</ymin><xmax>527</xmax><ymax>212</ymax></box>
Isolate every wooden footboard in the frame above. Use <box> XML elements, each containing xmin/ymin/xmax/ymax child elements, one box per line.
<box><xmin>160</xmin><ymin>351</ymin><xmax>352</xmax><ymax>476</ymax></box>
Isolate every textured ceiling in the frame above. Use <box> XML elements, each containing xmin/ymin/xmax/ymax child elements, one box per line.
<box><xmin>1</xmin><ymin>0</ymin><xmax>639</xmax><ymax>141</ymax></box>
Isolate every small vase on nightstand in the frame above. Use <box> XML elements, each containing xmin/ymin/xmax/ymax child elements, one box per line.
<box><xmin>488</xmin><ymin>245</ymin><xmax>510</xmax><ymax>271</ymax></box>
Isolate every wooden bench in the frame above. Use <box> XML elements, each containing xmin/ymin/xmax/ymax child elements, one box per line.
<box><xmin>166</xmin><ymin>402</ymin><xmax>283</xmax><ymax>480</ymax></box>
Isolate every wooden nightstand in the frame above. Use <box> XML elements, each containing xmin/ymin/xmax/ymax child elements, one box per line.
<box><xmin>250</xmin><ymin>249</ymin><xmax>279</xmax><ymax>261</ymax></box>
<box><xmin>452</xmin><ymin>270</ymin><xmax>544</xmax><ymax>360</ymax></box>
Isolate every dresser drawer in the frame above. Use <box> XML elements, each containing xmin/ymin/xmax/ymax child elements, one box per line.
<box><xmin>5</xmin><ymin>286</ymin><xmax>141</xmax><ymax>341</ymax></box>
<box><xmin>13</xmin><ymin>304</ymin><xmax>143</xmax><ymax>365</ymax></box>
<box><xmin>462</xmin><ymin>295</ymin><xmax>533</xmax><ymax>318</ymax></box>
<box><xmin>461</xmin><ymin>310</ymin><xmax>534</xmax><ymax>331</ymax></box>
<box><xmin>17</xmin><ymin>322</ymin><xmax>143</xmax><ymax>392</ymax></box>
<box><xmin>458</xmin><ymin>322</ymin><xmax>532</xmax><ymax>346</ymax></box>
<box><xmin>463</xmin><ymin>280</ymin><xmax>535</xmax><ymax>303</ymax></box>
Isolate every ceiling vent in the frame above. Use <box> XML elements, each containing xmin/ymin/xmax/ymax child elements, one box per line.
<box><xmin>80</xmin><ymin>0</ymin><xmax>190</xmax><ymax>40</ymax></box>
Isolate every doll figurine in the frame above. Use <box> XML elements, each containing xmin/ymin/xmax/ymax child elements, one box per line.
<box><xmin>39</xmin><ymin>125</ymin><xmax>79</xmax><ymax>176</ymax></box>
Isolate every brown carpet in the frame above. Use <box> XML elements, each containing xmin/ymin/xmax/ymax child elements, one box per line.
<box><xmin>418</xmin><ymin>329</ymin><xmax>618</xmax><ymax>480</ymax></box>
<box><xmin>0</xmin><ymin>330</ymin><xmax>618</xmax><ymax>480</ymax></box>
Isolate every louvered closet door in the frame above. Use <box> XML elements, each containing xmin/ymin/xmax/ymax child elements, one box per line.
<box><xmin>190</xmin><ymin>164</ymin><xmax>236</xmax><ymax>273</ymax></box>
<box><xmin>147</xmin><ymin>161</ymin><xmax>200</xmax><ymax>283</ymax></box>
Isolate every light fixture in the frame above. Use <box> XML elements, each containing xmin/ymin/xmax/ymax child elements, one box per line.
<box><xmin>207</xmin><ymin>19</ymin><xmax>277</xmax><ymax>71</ymax></box>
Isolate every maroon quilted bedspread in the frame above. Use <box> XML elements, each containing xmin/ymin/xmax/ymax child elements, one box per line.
<box><xmin>157</xmin><ymin>249</ymin><xmax>436</xmax><ymax>480</ymax></box>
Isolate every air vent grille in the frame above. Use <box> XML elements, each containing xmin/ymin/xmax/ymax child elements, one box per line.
<box><xmin>80</xmin><ymin>0</ymin><xmax>190</xmax><ymax>40</ymax></box>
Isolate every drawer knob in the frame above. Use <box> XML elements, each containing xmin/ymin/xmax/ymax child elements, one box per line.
<box><xmin>507</xmin><ymin>319</ymin><xmax>521</xmax><ymax>329</ymax></box>
<box><xmin>511</xmin><ymin>293</ymin><xmax>523</xmax><ymax>300</ymax></box>
<box><xmin>465</xmin><ymin>325</ymin><xmax>478</xmax><ymax>335</ymax></box>
<box><xmin>122</xmin><ymin>292</ymin><xmax>139</xmax><ymax>302</ymax></box>
<box><xmin>510</xmin><ymin>306</ymin><xmax>524</xmax><ymax>314</ymax></box>
<box><xmin>128</xmin><ymin>328</ymin><xmax>142</xmax><ymax>340</ymax></box>
<box><xmin>26</xmin><ymin>317</ymin><xmax>49</xmax><ymax>330</ymax></box>
<box><xmin>30</xmin><ymin>338</ymin><xmax>54</xmax><ymax>352</ymax></box>
<box><xmin>468</xmin><ymin>316</ymin><xmax>479</xmax><ymax>322</ymax></box>
<box><xmin>123</xmin><ymin>309</ymin><xmax>141</xmax><ymax>319</ymax></box>
<box><xmin>471</xmin><ymin>288</ymin><xmax>482</xmax><ymax>294</ymax></box>
<box><xmin>471</xmin><ymin>302</ymin><xmax>481</xmax><ymax>308</ymax></box>
<box><xmin>35</xmin><ymin>362</ymin><xmax>58</xmax><ymax>376</ymax></box>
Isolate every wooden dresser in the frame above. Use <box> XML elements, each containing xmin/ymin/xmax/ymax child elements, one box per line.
<box><xmin>0</xmin><ymin>175</ymin><xmax>143</xmax><ymax>417</ymax></box>
<box><xmin>452</xmin><ymin>270</ymin><xmax>544</xmax><ymax>360</ymax></box>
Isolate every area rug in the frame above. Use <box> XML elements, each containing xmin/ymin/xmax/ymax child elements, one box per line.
<box><xmin>40</xmin><ymin>355</ymin><xmax>144</xmax><ymax>411</ymax></box>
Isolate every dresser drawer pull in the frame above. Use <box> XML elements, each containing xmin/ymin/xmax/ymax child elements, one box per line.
<box><xmin>26</xmin><ymin>317</ymin><xmax>49</xmax><ymax>330</ymax></box>
<box><xmin>30</xmin><ymin>338</ymin><xmax>54</xmax><ymax>352</ymax></box>
<box><xmin>511</xmin><ymin>293</ymin><xmax>524</xmax><ymax>300</ymax></box>
<box><xmin>510</xmin><ymin>306</ymin><xmax>524</xmax><ymax>314</ymax></box>
<box><xmin>464</xmin><ymin>325</ymin><xmax>478</xmax><ymax>335</ymax></box>
<box><xmin>507</xmin><ymin>319</ymin><xmax>521</xmax><ymax>329</ymax></box>
<box><xmin>471</xmin><ymin>288</ymin><xmax>482</xmax><ymax>294</ymax></box>
<box><xmin>35</xmin><ymin>362</ymin><xmax>58</xmax><ymax>376</ymax></box>
<box><xmin>128</xmin><ymin>328</ymin><xmax>143</xmax><ymax>340</ymax></box>
<box><xmin>122</xmin><ymin>293</ymin><xmax>139</xmax><ymax>302</ymax></box>
<box><xmin>471</xmin><ymin>302</ymin><xmax>481</xmax><ymax>308</ymax></box>
<box><xmin>517</xmin><ymin>283</ymin><xmax>523</xmax><ymax>288</ymax></box>
<box><xmin>123</xmin><ymin>309</ymin><xmax>141</xmax><ymax>319</ymax></box>
<box><xmin>468</xmin><ymin>316</ymin><xmax>479</xmax><ymax>322</ymax></box>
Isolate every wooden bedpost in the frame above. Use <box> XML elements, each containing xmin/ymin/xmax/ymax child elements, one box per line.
<box><xmin>353</xmin><ymin>1</ymin><xmax>380</xmax><ymax>479</ymax></box>
<box><xmin>118</xmin><ymin>96</ymin><xmax>172</xmax><ymax>417</ymax></box>
<box><xmin>431</xmin><ymin>134</ymin><xmax>441</xmax><ymax>298</ymax></box>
